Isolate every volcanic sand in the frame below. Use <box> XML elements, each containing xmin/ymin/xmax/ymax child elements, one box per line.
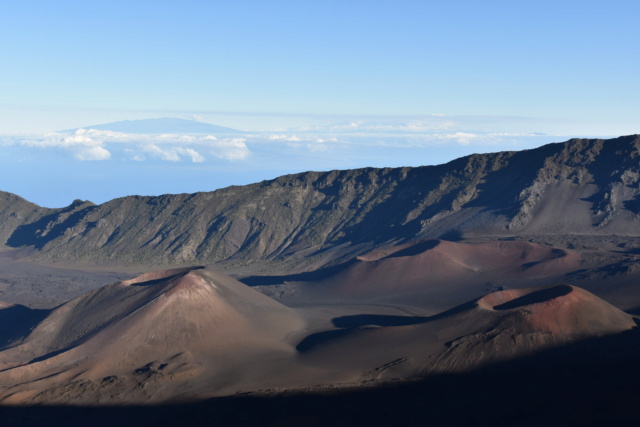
<box><xmin>281</xmin><ymin>239</ymin><xmax>582</xmax><ymax>311</ymax></box>
<box><xmin>0</xmin><ymin>262</ymin><xmax>635</xmax><ymax>405</ymax></box>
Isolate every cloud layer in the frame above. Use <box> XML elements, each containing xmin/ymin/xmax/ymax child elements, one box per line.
<box><xmin>3</xmin><ymin>129</ymin><xmax>250</xmax><ymax>162</ymax></box>
<box><xmin>0</xmin><ymin>120</ymin><xmax>564</xmax><ymax>209</ymax></box>
<box><xmin>1</xmin><ymin>117</ymin><xmax>562</xmax><ymax>171</ymax></box>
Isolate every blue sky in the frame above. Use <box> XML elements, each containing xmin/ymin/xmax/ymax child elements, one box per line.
<box><xmin>1</xmin><ymin>1</ymin><xmax>639</xmax><ymax>207</ymax></box>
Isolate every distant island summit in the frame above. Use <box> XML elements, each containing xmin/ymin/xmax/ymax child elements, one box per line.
<box><xmin>62</xmin><ymin>117</ymin><xmax>243</xmax><ymax>134</ymax></box>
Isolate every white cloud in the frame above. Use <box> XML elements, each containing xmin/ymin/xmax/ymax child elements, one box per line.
<box><xmin>292</xmin><ymin>118</ymin><xmax>457</xmax><ymax>134</ymax></box>
<box><xmin>144</xmin><ymin>144</ymin><xmax>181</xmax><ymax>161</ymax></box>
<box><xmin>429</xmin><ymin>132</ymin><xmax>544</xmax><ymax>146</ymax></box>
<box><xmin>210</xmin><ymin>138</ymin><xmax>250</xmax><ymax>160</ymax></box>
<box><xmin>304</xmin><ymin>137</ymin><xmax>339</xmax><ymax>153</ymax></box>
<box><xmin>1</xmin><ymin>123</ymin><xmax>554</xmax><ymax>173</ymax></box>
<box><xmin>141</xmin><ymin>145</ymin><xmax>206</xmax><ymax>163</ymax></box>
<box><xmin>179</xmin><ymin>147</ymin><xmax>206</xmax><ymax>163</ymax></box>
<box><xmin>74</xmin><ymin>145</ymin><xmax>112</xmax><ymax>160</ymax></box>
<box><xmin>266</xmin><ymin>134</ymin><xmax>302</xmax><ymax>142</ymax></box>
<box><xmin>15</xmin><ymin>129</ymin><xmax>112</xmax><ymax>161</ymax></box>
<box><xmin>314</xmin><ymin>137</ymin><xmax>337</xmax><ymax>143</ymax></box>
<box><xmin>4</xmin><ymin>129</ymin><xmax>248</xmax><ymax>163</ymax></box>
<box><xmin>446</xmin><ymin>132</ymin><xmax>478</xmax><ymax>145</ymax></box>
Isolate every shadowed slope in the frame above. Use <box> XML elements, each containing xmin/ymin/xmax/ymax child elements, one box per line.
<box><xmin>2</xmin><ymin>327</ymin><xmax>640</xmax><ymax>427</ymax></box>
<box><xmin>0</xmin><ymin>192</ymin><xmax>51</xmax><ymax>249</ymax></box>
<box><xmin>0</xmin><ymin>303</ymin><xmax>48</xmax><ymax>349</ymax></box>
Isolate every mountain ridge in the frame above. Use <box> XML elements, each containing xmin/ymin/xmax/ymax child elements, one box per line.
<box><xmin>61</xmin><ymin>117</ymin><xmax>242</xmax><ymax>134</ymax></box>
<box><xmin>1</xmin><ymin>134</ymin><xmax>639</xmax><ymax>268</ymax></box>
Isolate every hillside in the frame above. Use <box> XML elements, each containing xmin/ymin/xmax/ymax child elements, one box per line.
<box><xmin>1</xmin><ymin>135</ymin><xmax>639</xmax><ymax>267</ymax></box>
<box><xmin>0</xmin><ymin>270</ymin><xmax>634</xmax><ymax>405</ymax></box>
<box><xmin>0</xmin><ymin>267</ymin><xmax>307</xmax><ymax>403</ymax></box>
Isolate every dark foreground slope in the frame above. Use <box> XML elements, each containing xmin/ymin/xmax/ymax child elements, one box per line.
<box><xmin>4</xmin><ymin>331</ymin><xmax>639</xmax><ymax>427</ymax></box>
<box><xmin>1</xmin><ymin>135</ymin><xmax>639</xmax><ymax>268</ymax></box>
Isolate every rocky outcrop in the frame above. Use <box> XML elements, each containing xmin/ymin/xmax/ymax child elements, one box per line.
<box><xmin>1</xmin><ymin>135</ymin><xmax>639</xmax><ymax>266</ymax></box>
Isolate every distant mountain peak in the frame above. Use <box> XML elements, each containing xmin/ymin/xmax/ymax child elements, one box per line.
<box><xmin>62</xmin><ymin>117</ymin><xmax>242</xmax><ymax>134</ymax></box>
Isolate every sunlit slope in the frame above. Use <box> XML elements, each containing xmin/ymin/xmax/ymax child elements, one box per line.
<box><xmin>0</xmin><ymin>267</ymin><xmax>306</xmax><ymax>403</ymax></box>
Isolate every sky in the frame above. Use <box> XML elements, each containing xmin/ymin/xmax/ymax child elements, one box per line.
<box><xmin>1</xmin><ymin>1</ymin><xmax>639</xmax><ymax>207</ymax></box>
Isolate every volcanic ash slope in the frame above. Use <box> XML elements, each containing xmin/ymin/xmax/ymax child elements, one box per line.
<box><xmin>0</xmin><ymin>267</ymin><xmax>635</xmax><ymax>406</ymax></box>
<box><xmin>297</xmin><ymin>284</ymin><xmax>637</xmax><ymax>381</ymax></box>
<box><xmin>0</xmin><ymin>267</ymin><xmax>307</xmax><ymax>404</ymax></box>
<box><xmin>427</xmin><ymin>284</ymin><xmax>638</xmax><ymax>373</ymax></box>
<box><xmin>296</xmin><ymin>239</ymin><xmax>581</xmax><ymax>308</ymax></box>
